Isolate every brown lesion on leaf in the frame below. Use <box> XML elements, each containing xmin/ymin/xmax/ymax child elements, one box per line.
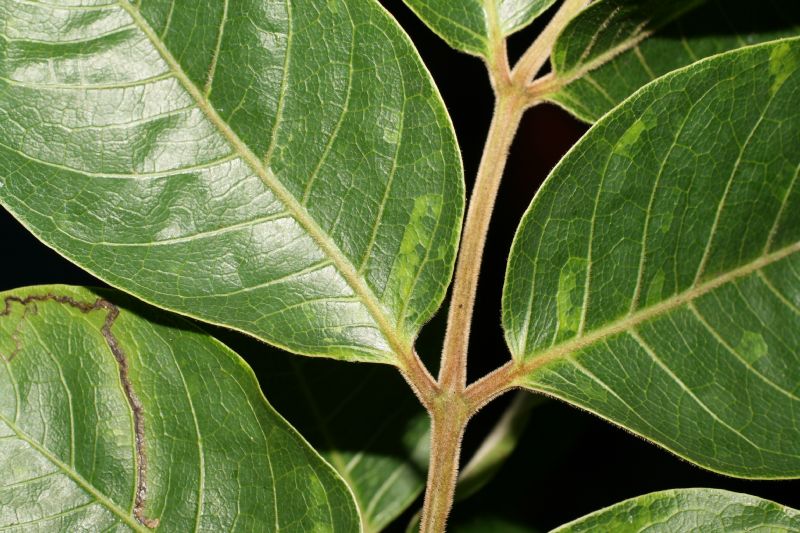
<box><xmin>1</xmin><ymin>293</ymin><xmax>160</xmax><ymax>529</ymax></box>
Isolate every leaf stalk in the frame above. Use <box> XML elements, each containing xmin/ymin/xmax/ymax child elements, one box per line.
<box><xmin>418</xmin><ymin>401</ymin><xmax>469</xmax><ymax>533</ymax></box>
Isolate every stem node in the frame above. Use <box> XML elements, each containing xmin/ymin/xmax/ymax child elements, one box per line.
<box><xmin>416</xmin><ymin>2</ymin><xmax>591</xmax><ymax>529</ymax></box>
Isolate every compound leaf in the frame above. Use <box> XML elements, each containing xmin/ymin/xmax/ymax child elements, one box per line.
<box><xmin>403</xmin><ymin>0</ymin><xmax>558</xmax><ymax>57</ymax></box>
<box><xmin>504</xmin><ymin>40</ymin><xmax>800</xmax><ymax>478</ymax></box>
<box><xmin>0</xmin><ymin>285</ymin><xmax>359</xmax><ymax>531</ymax></box>
<box><xmin>0</xmin><ymin>0</ymin><xmax>463</xmax><ymax>365</ymax></box>
<box><xmin>548</xmin><ymin>0</ymin><xmax>800</xmax><ymax>121</ymax></box>
<box><xmin>552</xmin><ymin>489</ymin><xmax>800</xmax><ymax>532</ymax></box>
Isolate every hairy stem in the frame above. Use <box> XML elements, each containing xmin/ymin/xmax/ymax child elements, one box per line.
<box><xmin>421</xmin><ymin>88</ymin><xmax>526</xmax><ymax>533</ymax></box>
<box><xmin>438</xmin><ymin>93</ymin><xmax>526</xmax><ymax>394</ymax></box>
<box><xmin>418</xmin><ymin>2</ymin><xmax>591</xmax><ymax>530</ymax></box>
<box><xmin>419</xmin><ymin>402</ymin><xmax>469</xmax><ymax>533</ymax></box>
<box><xmin>465</xmin><ymin>360</ymin><xmax>519</xmax><ymax>412</ymax></box>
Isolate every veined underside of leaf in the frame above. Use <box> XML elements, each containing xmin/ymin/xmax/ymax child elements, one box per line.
<box><xmin>402</xmin><ymin>0</ymin><xmax>557</xmax><ymax>57</ymax></box>
<box><xmin>552</xmin><ymin>489</ymin><xmax>800</xmax><ymax>532</ymax></box>
<box><xmin>504</xmin><ymin>40</ymin><xmax>800</xmax><ymax>478</ymax></box>
<box><xmin>0</xmin><ymin>0</ymin><xmax>464</xmax><ymax>364</ymax></box>
<box><xmin>0</xmin><ymin>285</ymin><xmax>360</xmax><ymax>532</ymax></box>
<box><xmin>547</xmin><ymin>0</ymin><xmax>800</xmax><ymax>122</ymax></box>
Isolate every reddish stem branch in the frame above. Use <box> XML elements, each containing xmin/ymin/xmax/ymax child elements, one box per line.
<box><xmin>415</xmin><ymin>2</ymin><xmax>592</xmax><ymax>530</ymax></box>
<box><xmin>437</xmin><ymin>92</ymin><xmax>527</xmax><ymax>394</ymax></box>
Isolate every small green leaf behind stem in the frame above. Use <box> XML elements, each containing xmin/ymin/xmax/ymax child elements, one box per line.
<box><xmin>543</xmin><ymin>0</ymin><xmax>800</xmax><ymax>122</ymax></box>
<box><xmin>456</xmin><ymin>392</ymin><xmax>542</xmax><ymax>501</ymax></box>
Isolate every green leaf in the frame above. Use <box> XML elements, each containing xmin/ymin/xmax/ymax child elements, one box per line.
<box><xmin>547</xmin><ymin>0</ymin><xmax>800</xmax><ymax>121</ymax></box>
<box><xmin>0</xmin><ymin>285</ymin><xmax>360</xmax><ymax>531</ymax></box>
<box><xmin>254</xmin><ymin>353</ymin><xmax>429</xmax><ymax>532</ymax></box>
<box><xmin>403</xmin><ymin>0</ymin><xmax>558</xmax><ymax>57</ymax></box>
<box><xmin>552</xmin><ymin>489</ymin><xmax>800</xmax><ymax>532</ymax></box>
<box><xmin>0</xmin><ymin>0</ymin><xmax>464</xmax><ymax>365</ymax></box>
<box><xmin>503</xmin><ymin>40</ymin><xmax>800</xmax><ymax>478</ymax></box>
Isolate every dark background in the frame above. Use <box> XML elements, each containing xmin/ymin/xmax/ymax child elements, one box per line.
<box><xmin>2</xmin><ymin>1</ymin><xmax>798</xmax><ymax>530</ymax></box>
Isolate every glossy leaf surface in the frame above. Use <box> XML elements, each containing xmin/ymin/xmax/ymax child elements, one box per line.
<box><xmin>504</xmin><ymin>40</ymin><xmax>800</xmax><ymax>477</ymax></box>
<box><xmin>0</xmin><ymin>285</ymin><xmax>359</xmax><ymax>531</ymax></box>
<box><xmin>0</xmin><ymin>0</ymin><xmax>463</xmax><ymax>364</ymax></box>
<box><xmin>403</xmin><ymin>0</ymin><xmax>557</xmax><ymax>57</ymax></box>
<box><xmin>552</xmin><ymin>489</ymin><xmax>800</xmax><ymax>532</ymax></box>
<box><xmin>254</xmin><ymin>352</ymin><xmax>429</xmax><ymax>532</ymax></box>
<box><xmin>548</xmin><ymin>0</ymin><xmax>800</xmax><ymax>121</ymax></box>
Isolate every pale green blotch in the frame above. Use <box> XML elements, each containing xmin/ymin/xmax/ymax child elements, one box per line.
<box><xmin>658</xmin><ymin>211</ymin><xmax>673</xmax><ymax>234</ymax></box>
<box><xmin>386</xmin><ymin>194</ymin><xmax>443</xmax><ymax>335</ymax></box>
<box><xmin>380</xmin><ymin>106</ymin><xmax>402</xmax><ymax>145</ymax></box>
<box><xmin>383</xmin><ymin>127</ymin><xmax>400</xmax><ymax>145</ymax></box>
<box><xmin>556</xmin><ymin>257</ymin><xmax>588</xmax><ymax>340</ymax></box>
<box><xmin>307</xmin><ymin>471</ymin><xmax>335</xmax><ymax>533</ymax></box>
<box><xmin>769</xmin><ymin>41</ymin><xmax>798</xmax><ymax>96</ymax></box>
<box><xmin>736</xmin><ymin>331</ymin><xmax>768</xmax><ymax>364</ymax></box>
<box><xmin>576</xmin><ymin>361</ymin><xmax>611</xmax><ymax>402</ymax></box>
<box><xmin>614</xmin><ymin>117</ymin><xmax>650</xmax><ymax>158</ymax></box>
<box><xmin>645</xmin><ymin>270</ymin><xmax>665</xmax><ymax>307</ymax></box>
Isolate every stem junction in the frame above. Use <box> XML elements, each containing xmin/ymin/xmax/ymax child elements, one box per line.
<box><xmin>412</xmin><ymin>2</ymin><xmax>591</xmax><ymax>530</ymax></box>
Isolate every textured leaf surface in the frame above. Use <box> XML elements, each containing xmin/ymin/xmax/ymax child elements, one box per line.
<box><xmin>504</xmin><ymin>40</ymin><xmax>800</xmax><ymax>477</ymax></box>
<box><xmin>0</xmin><ymin>285</ymin><xmax>359</xmax><ymax>532</ymax></box>
<box><xmin>552</xmin><ymin>489</ymin><xmax>800</xmax><ymax>532</ymax></box>
<box><xmin>0</xmin><ymin>0</ymin><xmax>463</xmax><ymax>364</ymax></box>
<box><xmin>254</xmin><ymin>353</ymin><xmax>429</xmax><ymax>532</ymax></box>
<box><xmin>548</xmin><ymin>0</ymin><xmax>800</xmax><ymax>121</ymax></box>
<box><xmin>403</xmin><ymin>0</ymin><xmax>557</xmax><ymax>57</ymax></box>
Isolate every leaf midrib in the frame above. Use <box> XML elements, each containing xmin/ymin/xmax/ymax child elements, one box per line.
<box><xmin>116</xmin><ymin>0</ymin><xmax>411</xmax><ymax>363</ymax></box>
<box><xmin>514</xmin><ymin>240</ymin><xmax>800</xmax><ymax>378</ymax></box>
<box><xmin>483</xmin><ymin>0</ymin><xmax>502</xmax><ymax>46</ymax></box>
